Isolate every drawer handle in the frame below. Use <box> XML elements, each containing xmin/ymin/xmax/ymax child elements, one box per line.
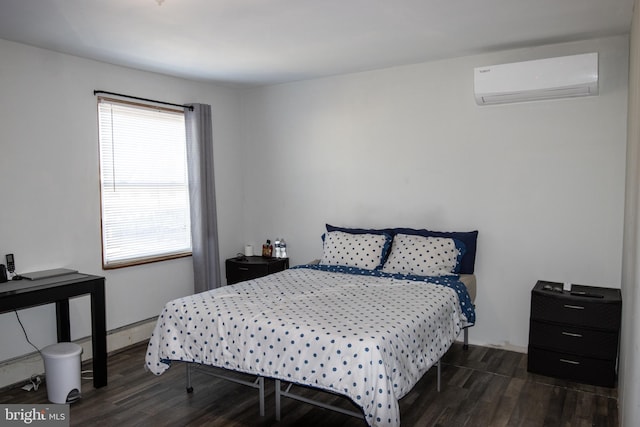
<box><xmin>559</xmin><ymin>358</ymin><xmax>581</xmax><ymax>365</ymax></box>
<box><xmin>563</xmin><ymin>304</ymin><xmax>585</xmax><ymax>310</ymax></box>
<box><xmin>238</xmin><ymin>267</ymin><xmax>249</xmax><ymax>271</ymax></box>
<box><xmin>561</xmin><ymin>331</ymin><xmax>583</xmax><ymax>338</ymax></box>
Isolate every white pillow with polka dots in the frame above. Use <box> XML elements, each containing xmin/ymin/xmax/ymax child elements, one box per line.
<box><xmin>382</xmin><ymin>234</ymin><xmax>461</xmax><ymax>276</ymax></box>
<box><xmin>320</xmin><ymin>231</ymin><xmax>391</xmax><ymax>270</ymax></box>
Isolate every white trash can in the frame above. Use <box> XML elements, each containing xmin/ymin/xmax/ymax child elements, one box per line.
<box><xmin>41</xmin><ymin>342</ymin><xmax>82</xmax><ymax>404</ymax></box>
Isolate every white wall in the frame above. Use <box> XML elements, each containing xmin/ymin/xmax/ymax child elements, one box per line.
<box><xmin>239</xmin><ymin>35</ymin><xmax>629</xmax><ymax>350</ymax></box>
<box><xmin>620</xmin><ymin>1</ymin><xmax>640</xmax><ymax>425</ymax></box>
<box><xmin>0</xmin><ymin>39</ymin><xmax>244</xmax><ymax>362</ymax></box>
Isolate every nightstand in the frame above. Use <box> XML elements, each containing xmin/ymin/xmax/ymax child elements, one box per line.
<box><xmin>527</xmin><ymin>280</ymin><xmax>622</xmax><ymax>387</ymax></box>
<box><xmin>225</xmin><ymin>256</ymin><xmax>289</xmax><ymax>285</ymax></box>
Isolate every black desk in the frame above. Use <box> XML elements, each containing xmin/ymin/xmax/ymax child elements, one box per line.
<box><xmin>0</xmin><ymin>273</ymin><xmax>107</xmax><ymax>388</ymax></box>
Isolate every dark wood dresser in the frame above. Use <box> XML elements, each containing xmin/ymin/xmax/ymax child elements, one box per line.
<box><xmin>527</xmin><ymin>280</ymin><xmax>622</xmax><ymax>387</ymax></box>
<box><xmin>225</xmin><ymin>255</ymin><xmax>289</xmax><ymax>285</ymax></box>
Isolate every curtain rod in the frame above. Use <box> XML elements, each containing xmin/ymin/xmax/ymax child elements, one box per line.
<box><xmin>93</xmin><ymin>90</ymin><xmax>194</xmax><ymax>111</ymax></box>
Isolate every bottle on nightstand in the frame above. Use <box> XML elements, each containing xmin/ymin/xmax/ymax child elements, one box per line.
<box><xmin>273</xmin><ymin>238</ymin><xmax>288</xmax><ymax>258</ymax></box>
<box><xmin>262</xmin><ymin>240</ymin><xmax>273</xmax><ymax>257</ymax></box>
<box><xmin>274</xmin><ymin>238</ymin><xmax>281</xmax><ymax>258</ymax></box>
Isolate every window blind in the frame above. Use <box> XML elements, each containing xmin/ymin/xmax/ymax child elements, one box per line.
<box><xmin>97</xmin><ymin>97</ymin><xmax>192</xmax><ymax>268</ymax></box>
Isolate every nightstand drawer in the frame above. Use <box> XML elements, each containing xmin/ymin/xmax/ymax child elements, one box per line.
<box><xmin>228</xmin><ymin>263</ymin><xmax>269</xmax><ymax>283</ymax></box>
<box><xmin>530</xmin><ymin>293</ymin><xmax>621</xmax><ymax>330</ymax></box>
<box><xmin>527</xmin><ymin>347</ymin><xmax>616</xmax><ymax>387</ymax></box>
<box><xmin>529</xmin><ymin>320</ymin><xmax>619</xmax><ymax>360</ymax></box>
<box><xmin>225</xmin><ymin>256</ymin><xmax>289</xmax><ymax>285</ymax></box>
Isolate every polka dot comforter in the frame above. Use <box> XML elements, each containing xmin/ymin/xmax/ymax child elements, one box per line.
<box><xmin>145</xmin><ymin>265</ymin><xmax>473</xmax><ymax>427</ymax></box>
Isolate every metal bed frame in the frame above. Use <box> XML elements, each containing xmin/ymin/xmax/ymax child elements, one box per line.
<box><xmin>185</xmin><ymin>363</ymin><xmax>266</xmax><ymax>417</ymax></box>
<box><xmin>463</xmin><ymin>325</ymin><xmax>470</xmax><ymax>349</ymax></box>
<box><xmin>274</xmin><ymin>361</ymin><xmax>442</xmax><ymax>422</ymax></box>
<box><xmin>182</xmin><ymin>329</ymin><xmax>467</xmax><ymax>422</ymax></box>
<box><xmin>182</xmin><ymin>359</ymin><xmax>442</xmax><ymax>422</ymax></box>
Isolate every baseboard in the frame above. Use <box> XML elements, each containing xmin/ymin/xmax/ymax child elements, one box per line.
<box><xmin>485</xmin><ymin>342</ymin><xmax>528</xmax><ymax>354</ymax></box>
<box><xmin>0</xmin><ymin>317</ymin><xmax>158</xmax><ymax>390</ymax></box>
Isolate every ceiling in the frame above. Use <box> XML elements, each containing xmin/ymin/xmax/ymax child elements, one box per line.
<box><xmin>0</xmin><ymin>0</ymin><xmax>634</xmax><ymax>87</ymax></box>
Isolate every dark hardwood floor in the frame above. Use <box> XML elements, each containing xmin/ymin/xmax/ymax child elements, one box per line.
<box><xmin>0</xmin><ymin>341</ymin><xmax>618</xmax><ymax>426</ymax></box>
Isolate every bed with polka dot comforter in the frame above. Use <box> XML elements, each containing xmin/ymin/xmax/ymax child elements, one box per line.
<box><xmin>145</xmin><ymin>264</ymin><xmax>474</xmax><ymax>427</ymax></box>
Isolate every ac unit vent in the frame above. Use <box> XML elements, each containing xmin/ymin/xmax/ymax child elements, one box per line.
<box><xmin>474</xmin><ymin>53</ymin><xmax>598</xmax><ymax>105</ymax></box>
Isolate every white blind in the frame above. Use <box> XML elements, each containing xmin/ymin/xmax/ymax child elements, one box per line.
<box><xmin>97</xmin><ymin>98</ymin><xmax>192</xmax><ymax>268</ymax></box>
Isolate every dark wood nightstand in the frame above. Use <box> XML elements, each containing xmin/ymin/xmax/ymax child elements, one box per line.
<box><xmin>225</xmin><ymin>255</ymin><xmax>289</xmax><ymax>285</ymax></box>
<box><xmin>527</xmin><ymin>280</ymin><xmax>622</xmax><ymax>387</ymax></box>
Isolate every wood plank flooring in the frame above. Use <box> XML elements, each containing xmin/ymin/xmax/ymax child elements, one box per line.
<box><xmin>0</xmin><ymin>342</ymin><xmax>618</xmax><ymax>426</ymax></box>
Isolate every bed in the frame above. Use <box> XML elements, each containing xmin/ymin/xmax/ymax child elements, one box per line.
<box><xmin>145</xmin><ymin>225</ymin><xmax>477</xmax><ymax>427</ymax></box>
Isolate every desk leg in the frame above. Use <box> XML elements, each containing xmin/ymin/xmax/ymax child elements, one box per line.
<box><xmin>55</xmin><ymin>300</ymin><xmax>71</xmax><ymax>342</ymax></box>
<box><xmin>91</xmin><ymin>280</ymin><xmax>108</xmax><ymax>388</ymax></box>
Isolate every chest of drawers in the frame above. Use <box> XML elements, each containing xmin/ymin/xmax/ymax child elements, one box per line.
<box><xmin>527</xmin><ymin>280</ymin><xmax>621</xmax><ymax>387</ymax></box>
<box><xmin>225</xmin><ymin>255</ymin><xmax>289</xmax><ymax>285</ymax></box>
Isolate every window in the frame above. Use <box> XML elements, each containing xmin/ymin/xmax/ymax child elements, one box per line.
<box><xmin>97</xmin><ymin>97</ymin><xmax>191</xmax><ymax>268</ymax></box>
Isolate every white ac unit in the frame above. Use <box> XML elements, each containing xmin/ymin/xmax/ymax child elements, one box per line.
<box><xmin>474</xmin><ymin>52</ymin><xmax>598</xmax><ymax>105</ymax></box>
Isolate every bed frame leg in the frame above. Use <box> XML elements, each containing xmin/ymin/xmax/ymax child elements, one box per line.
<box><xmin>463</xmin><ymin>328</ymin><xmax>469</xmax><ymax>350</ymax></box>
<box><xmin>258</xmin><ymin>377</ymin><xmax>265</xmax><ymax>416</ymax></box>
<box><xmin>186</xmin><ymin>363</ymin><xmax>193</xmax><ymax>393</ymax></box>
<box><xmin>275</xmin><ymin>379</ymin><xmax>281</xmax><ymax>421</ymax></box>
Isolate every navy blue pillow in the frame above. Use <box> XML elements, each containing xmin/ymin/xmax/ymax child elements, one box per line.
<box><xmin>325</xmin><ymin>224</ymin><xmax>478</xmax><ymax>274</ymax></box>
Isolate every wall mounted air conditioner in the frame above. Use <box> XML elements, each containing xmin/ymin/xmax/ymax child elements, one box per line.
<box><xmin>474</xmin><ymin>52</ymin><xmax>598</xmax><ymax>105</ymax></box>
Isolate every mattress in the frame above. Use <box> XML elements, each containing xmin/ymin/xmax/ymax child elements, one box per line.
<box><xmin>459</xmin><ymin>273</ymin><xmax>476</xmax><ymax>302</ymax></box>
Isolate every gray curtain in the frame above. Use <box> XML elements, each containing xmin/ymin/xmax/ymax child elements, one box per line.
<box><xmin>185</xmin><ymin>103</ymin><xmax>221</xmax><ymax>292</ymax></box>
